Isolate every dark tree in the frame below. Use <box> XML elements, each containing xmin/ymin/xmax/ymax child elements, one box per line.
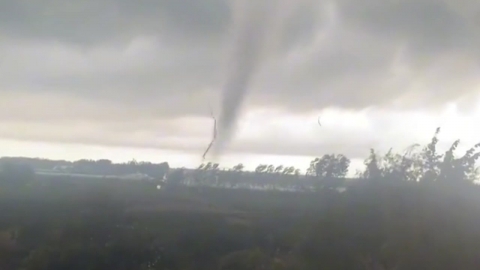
<box><xmin>308</xmin><ymin>154</ymin><xmax>350</xmax><ymax>179</ymax></box>
<box><xmin>307</xmin><ymin>154</ymin><xmax>350</xmax><ymax>190</ymax></box>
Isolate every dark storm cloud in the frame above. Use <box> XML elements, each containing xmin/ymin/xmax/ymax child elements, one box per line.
<box><xmin>0</xmin><ymin>0</ymin><xmax>229</xmax><ymax>45</ymax></box>
<box><xmin>340</xmin><ymin>0</ymin><xmax>473</xmax><ymax>49</ymax></box>
<box><xmin>0</xmin><ymin>0</ymin><xmax>479</xmax><ymax>157</ymax></box>
<box><xmin>1</xmin><ymin>0</ymin><xmax>476</xmax><ymax>113</ymax></box>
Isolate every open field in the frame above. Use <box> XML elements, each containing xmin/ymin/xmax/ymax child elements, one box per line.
<box><xmin>1</xmin><ymin>172</ymin><xmax>480</xmax><ymax>270</ymax></box>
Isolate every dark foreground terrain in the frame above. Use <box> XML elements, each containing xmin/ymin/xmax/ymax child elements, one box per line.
<box><xmin>1</xmin><ymin>173</ymin><xmax>480</xmax><ymax>270</ymax></box>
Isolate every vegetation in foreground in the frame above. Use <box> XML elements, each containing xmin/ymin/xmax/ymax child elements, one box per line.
<box><xmin>0</xmin><ymin>128</ymin><xmax>479</xmax><ymax>269</ymax></box>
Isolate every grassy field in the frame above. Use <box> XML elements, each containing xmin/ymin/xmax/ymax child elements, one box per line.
<box><xmin>1</xmin><ymin>173</ymin><xmax>480</xmax><ymax>270</ymax></box>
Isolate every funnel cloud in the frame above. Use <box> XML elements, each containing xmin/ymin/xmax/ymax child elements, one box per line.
<box><xmin>213</xmin><ymin>0</ymin><xmax>307</xmax><ymax>157</ymax></box>
<box><xmin>0</xmin><ymin>0</ymin><xmax>479</xmax><ymax>161</ymax></box>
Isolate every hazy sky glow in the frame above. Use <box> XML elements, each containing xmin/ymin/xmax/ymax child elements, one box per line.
<box><xmin>0</xmin><ymin>0</ymin><xmax>479</xmax><ymax>172</ymax></box>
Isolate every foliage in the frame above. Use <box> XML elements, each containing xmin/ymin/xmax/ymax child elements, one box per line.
<box><xmin>358</xmin><ymin>128</ymin><xmax>480</xmax><ymax>184</ymax></box>
<box><xmin>307</xmin><ymin>154</ymin><xmax>350</xmax><ymax>178</ymax></box>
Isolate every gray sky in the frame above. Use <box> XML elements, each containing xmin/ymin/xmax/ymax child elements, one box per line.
<box><xmin>0</xmin><ymin>0</ymin><xmax>479</xmax><ymax>167</ymax></box>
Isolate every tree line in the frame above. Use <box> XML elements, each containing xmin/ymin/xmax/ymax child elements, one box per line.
<box><xmin>167</xmin><ymin>127</ymin><xmax>480</xmax><ymax>189</ymax></box>
<box><xmin>1</xmin><ymin>127</ymin><xmax>479</xmax><ymax>190</ymax></box>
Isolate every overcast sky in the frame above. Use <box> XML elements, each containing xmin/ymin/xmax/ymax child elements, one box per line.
<box><xmin>0</xmin><ymin>0</ymin><xmax>479</xmax><ymax>172</ymax></box>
